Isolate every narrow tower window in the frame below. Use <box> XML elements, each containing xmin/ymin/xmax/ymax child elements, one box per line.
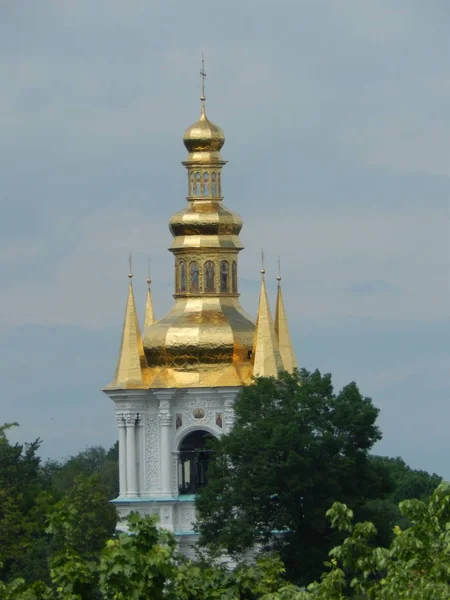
<box><xmin>204</xmin><ymin>261</ymin><xmax>215</xmax><ymax>293</ymax></box>
<box><xmin>179</xmin><ymin>261</ymin><xmax>186</xmax><ymax>292</ymax></box>
<box><xmin>220</xmin><ymin>260</ymin><xmax>229</xmax><ymax>292</ymax></box>
<box><xmin>211</xmin><ymin>172</ymin><xmax>217</xmax><ymax>196</ymax></box>
<box><xmin>203</xmin><ymin>172</ymin><xmax>209</xmax><ymax>196</ymax></box>
<box><xmin>232</xmin><ymin>261</ymin><xmax>237</xmax><ymax>293</ymax></box>
<box><xmin>195</xmin><ymin>172</ymin><xmax>201</xmax><ymax>196</ymax></box>
<box><xmin>189</xmin><ymin>173</ymin><xmax>195</xmax><ymax>196</ymax></box>
<box><xmin>190</xmin><ymin>261</ymin><xmax>200</xmax><ymax>292</ymax></box>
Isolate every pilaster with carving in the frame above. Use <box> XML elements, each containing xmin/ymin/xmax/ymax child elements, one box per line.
<box><xmin>158</xmin><ymin>395</ymin><xmax>173</xmax><ymax>495</ymax></box>
<box><xmin>115</xmin><ymin>413</ymin><xmax>127</xmax><ymax>496</ymax></box>
<box><xmin>125</xmin><ymin>412</ymin><xmax>139</xmax><ymax>495</ymax></box>
<box><xmin>145</xmin><ymin>414</ymin><xmax>160</xmax><ymax>492</ymax></box>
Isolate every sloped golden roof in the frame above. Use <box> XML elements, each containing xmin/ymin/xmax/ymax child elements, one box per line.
<box><xmin>252</xmin><ymin>272</ymin><xmax>284</xmax><ymax>378</ymax></box>
<box><xmin>143</xmin><ymin>279</ymin><xmax>155</xmax><ymax>331</ymax></box>
<box><xmin>275</xmin><ymin>278</ymin><xmax>298</xmax><ymax>373</ymax></box>
<box><xmin>106</xmin><ymin>279</ymin><xmax>149</xmax><ymax>389</ymax></box>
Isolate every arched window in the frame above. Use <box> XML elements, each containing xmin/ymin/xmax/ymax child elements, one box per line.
<box><xmin>204</xmin><ymin>261</ymin><xmax>215</xmax><ymax>293</ymax></box>
<box><xmin>179</xmin><ymin>261</ymin><xmax>186</xmax><ymax>292</ymax></box>
<box><xmin>220</xmin><ymin>260</ymin><xmax>229</xmax><ymax>292</ymax></box>
<box><xmin>203</xmin><ymin>172</ymin><xmax>209</xmax><ymax>196</ymax></box>
<box><xmin>211</xmin><ymin>172</ymin><xmax>217</xmax><ymax>196</ymax></box>
<box><xmin>178</xmin><ymin>430</ymin><xmax>214</xmax><ymax>495</ymax></box>
<box><xmin>218</xmin><ymin>172</ymin><xmax>221</xmax><ymax>196</ymax></box>
<box><xmin>189</xmin><ymin>173</ymin><xmax>195</xmax><ymax>196</ymax></box>
<box><xmin>232</xmin><ymin>261</ymin><xmax>237</xmax><ymax>293</ymax></box>
<box><xmin>190</xmin><ymin>261</ymin><xmax>200</xmax><ymax>292</ymax></box>
<box><xmin>195</xmin><ymin>172</ymin><xmax>201</xmax><ymax>196</ymax></box>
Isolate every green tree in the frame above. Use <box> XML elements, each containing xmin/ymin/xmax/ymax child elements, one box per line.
<box><xmin>42</xmin><ymin>444</ymin><xmax>119</xmax><ymax>501</ymax></box>
<box><xmin>282</xmin><ymin>483</ymin><xmax>450</xmax><ymax>599</ymax></box>
<box><xmin>4</xmin><ymin>485</ymin><xmax>450</xmax><ymax>599</ymax></box>
<box><xmin>357</xmin><ymin>456</ymin><xmax>443</xmax><ymax>550</ymax></box>
<box><xmin>0</xmin><ymin>514</ymin><xmax>295</xmax><ymax>600</ymax></box>
<box><xmin>369</xmin><ymin>455</ymin><xmax>442</xmax><ymax>505</ymax></box>
<box><xmin>0</xmin><ymin>423</ymin><xmax>47</xmax><ymax>582</ymax></box>
<box><xmin>196</xmin><ymin>370</ymin><xmax>388</xmax><ymax>585</ymax></box>
<box><xmin>47</xmin><ymin>473</ymin><xmax>116</xmax><ymax>560</ymax></box>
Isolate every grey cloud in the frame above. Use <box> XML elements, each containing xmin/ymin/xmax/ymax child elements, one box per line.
<box><xmin>0</xmin><ymin>0</ymin><xmax>449</xmax><ymax>480</ymax></box>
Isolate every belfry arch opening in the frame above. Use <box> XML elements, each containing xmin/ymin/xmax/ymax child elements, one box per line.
<box><xmin>178</xmin><ymin>430</ymin><xmax>215</xmax><ymax>495</ymax></box>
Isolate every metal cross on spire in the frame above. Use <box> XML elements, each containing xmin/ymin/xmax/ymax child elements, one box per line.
<box><xmin>261</xmin><ymin>248</ymin><xmax>266</xmax><ymax>275</ymax></box>
<box><xmin>128</xmin><ymin>253</ymin><xmax>133</xmax><ymax>279</ymax></box>
<box><xmin>147</xmin><ymin>258</ymin><xmax>151</xmax><ymax>286</ymax></box>
<box><xmin>200</xmin><ymin>54</ymin><xmax>206</xmax><ymax>102</ymax></box>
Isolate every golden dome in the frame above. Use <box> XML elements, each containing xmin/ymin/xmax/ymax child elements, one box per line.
<box><xmin>183</xmin><ymin>105</ymin><xmax>225</xmax><ymax>159</ymax></box>
<box><xmin>143</xmin><ymin>297</ymin><xmax>255</xmax><ymax>388</ymax></box>
<box><xmin>141</xmin><ymin>100</ymin><xmax>256</xmax><ymax>388</ymax></box>
<box><xmin>106</xmin><ymin>74</ymin><xmax>298</xmax><ymax>391</ymax></box>
<box><xmin>169</xmin><ymin>201</ymin><xmax>243</xmax><ymax>250</ymax></box>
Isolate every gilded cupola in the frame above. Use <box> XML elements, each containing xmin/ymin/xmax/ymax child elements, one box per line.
<box><xmin>106</xmin><ymin>67</ymin><xmax>299</xmax><ymax>392</ymax></box>
<box><xmin>142</xmin><ymin>88</ymin><xmax>256</xmax><ymax>388</ymax></box>
<box><xmin>183</xmin><ymin>105</ymin><xmax>225</xmax><ymax>160</ymax></box>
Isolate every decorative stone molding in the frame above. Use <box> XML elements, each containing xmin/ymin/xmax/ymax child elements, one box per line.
<box><xmin>179</xmin><ymin>506</ymin><xmax>196</xmax><ymax>531</ymax></box>
<box><xmin>183</xmin><ymin>398</ymin><xmax>222</xmax><ymax>427</ymax></box>
<box><xmin>224</xmin><ymin>409</ymin><xmax>235</xmax><ymax>428</ymax></box>
<box><xmin>145</xmin><ymin>415</ymin><xmax>160</xmax><ymax>489</ymax></box>
<box><xmin>125</xmin><ymin>413</ymin><xmax>138</xmax><ymax>426</ymax></box>
<box><xmin>115</xmin><ymin>413</ymin><xmax>126</xmax><ymax>426</ymax></box>
<box><xmin>158</xmin><ymin>412</ymin><xmax>172</xmax><ymax>427</ymax></box>
<box><xmin>223</xmin><ymin>395</ymin><xmax>236</xmax><ymax>431</ymax></box>
<box><xmin>171</xmin><ymin>453</ymin><xmax>179</xmax><ymax>493</ymax></box>
<box><xmin>159</xmin><ymin>399</ymin><xmax>170</xmax><ymax>411</ymax></box>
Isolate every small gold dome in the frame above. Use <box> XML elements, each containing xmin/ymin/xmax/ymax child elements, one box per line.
<box><xmin>169</xmin><ymin>202</ymin><xmax>243</xmax><ymax>247</ymax></box>
<box><xmin>183</xmin><ymin>105</ymin><xmax>225</xmax><ymax>155</ymax></box>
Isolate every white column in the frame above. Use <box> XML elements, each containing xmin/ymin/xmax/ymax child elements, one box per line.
<box><xmin>159</xmin><ymin>402</ymin><xmax>172</xmax><ymax>495</ymax></box>
<box><xmin>116</xmin><ymin>413</ymin><xmax>127</xmax><ymax>496</ymax></box>
<box><xmin>125</xmin><ymin>413</ymin><xmax>137</xmax><ymax>496</ymax></box>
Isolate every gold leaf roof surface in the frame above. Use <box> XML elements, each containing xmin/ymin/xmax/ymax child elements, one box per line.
<box><xmin>142</xmin><ymin>101</ymin><xmax>256</xmax><ymax>387</ymax></box>
<box><xmin>252</xmin><ymin>272</ymin><xmax>284</xmax><ymax>378</ymax></box>
<box><xmin>143</xmin><ymin>279</ymin><xmax>155</xmax><ymax>332</ymax></box>
<box><xmin>106</xmin><ymin>280</ymin><xmax>149</xmax><ymax>389</ymax></box>
<box><xmin>183</xmin><ymin>105</ymin><xmax>225</xmax><ymax>162</ymax></box>
<box><xmin>275</xmin><ymin>278</ymin><xmax>298</xmax><ymax>373</ymax></box>
<box><xmin>106</xmin><ymin>96</ymin><xmax>298</xmax><ymax>391</ymax></box>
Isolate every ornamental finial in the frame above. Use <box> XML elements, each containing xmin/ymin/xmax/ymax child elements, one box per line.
<box><xmin>200</xmin><ymin>54</ymin><xmax>206</xmax><ymax>103</ymax></box>
<box><xmin>128</xmin><ymin>253</ymin><xmax>133</xmax><ymax>280</ymax></box>
<box><xmin>260</xmin><ymin>248</ymin><xmax>265</xmax><ymax>276</ymax></box>
<box><xmin>147</xmin><ymin>258</ymin><xmax>151</xmax><ymax>286</ymax></box>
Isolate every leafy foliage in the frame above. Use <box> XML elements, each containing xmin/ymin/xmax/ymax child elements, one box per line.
<box><xmin>357</xmin><ymin>455</ymin><xmax>442</xmax><ymax>549</ymax></box>
<box><xmin>0</xmin><ymin>424</ymin><xmax>44</xmax><ymax>582</ymax></box>
<box><xmin>196</xmin><ymin>370</ymin><xmax>386</xmax><ymax>584</ymax></box>
<box><xmin>47</xmin><ymin>473</ymin><xmax>116</xmax><ymax>559</ymax></box>
<box><xmin>3</xmin><ymin>486</ymin><xmax>450</xmax><ymax>599</ymax></box>
<box><xmin>0</xmin><ymin>514</ymin><xmax>294</xmax><ymax>600</ymax></box>
<box><xmin>0</xmin><ymin>368</ymin><xmax>445</xmax><ymax>598</ymax></box>
<box><xmin>280</xmin><ymin>483</ymin><xmax>450</xmax><ymax>599</ymax></box>
<box><xmin>0</xmin><ymin>425</ymin><xmax>117</xmax><ymax>584</ymax></box>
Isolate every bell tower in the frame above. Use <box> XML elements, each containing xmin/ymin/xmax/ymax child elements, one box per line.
<box><xmin>103</xmin><ymin>65</ymin><xmax>298</xmax><ymax>556</ymax></box>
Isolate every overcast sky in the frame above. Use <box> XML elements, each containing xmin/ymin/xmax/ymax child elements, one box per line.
<box><xmin>0</xmin><ymin>0</ymin><xmax>449</xmax><ymax>477</ymax></box>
